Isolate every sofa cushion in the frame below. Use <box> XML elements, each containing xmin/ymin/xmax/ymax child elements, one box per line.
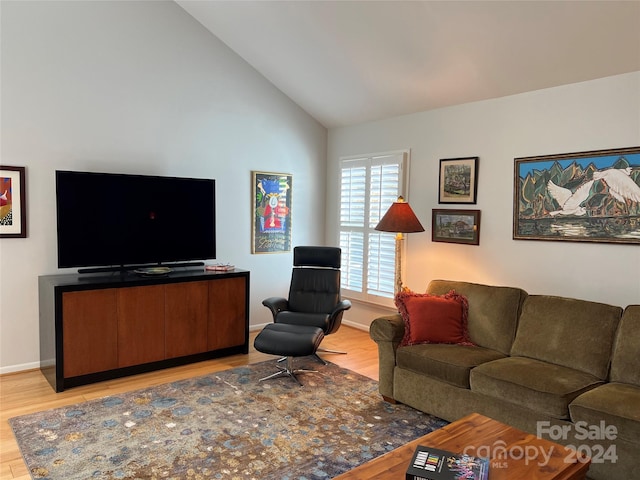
<box><xmin>470</xmin><ymin>356</ymin><xmax>603</xmax><ymax>419</ymax></box>
<box><xmin>426</xmin><ymin>280</ymin><xmax>527</xmax><ymax>355</ymax></box>
<box><xmin>397</xmin><ymin>343</ymin><xmax>505</xmax><ymax>388</ymax></box>
<box><xmin>395</xmin><ymin>289</ymin><xmax>473</xmax><ymax>346</ymax></box>
<box><xmin>510</xmin><ymin>295</ymin><xmax>622</xmax><ymax>380</ymax></box>
<box><xmin>570</xmin><ymin>382</ymin><xmax>640</xmax><ymax>444</ymax></box>
<box><xmin>610</xmin><ymin>305</ymin><xmax>640</xmax><ymax>386</ymax></box>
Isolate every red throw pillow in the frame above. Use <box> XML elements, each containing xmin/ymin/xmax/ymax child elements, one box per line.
<box><xmin>395</xmin><ymin>289</ymin><xmax>474</xmax><ymax>347</ymax></box>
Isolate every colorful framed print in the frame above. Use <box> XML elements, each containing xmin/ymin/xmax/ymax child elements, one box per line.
<box><xmin>0</xmin><ymin>166</ymin><xmax>27</xmax><ymax>238</ymax></box>
<box><xmin>252</xmin><ymin>171</ymin><xmax>292</xmax><ymax>254</ymax></box>
<box><xmin>513</xmin><ymin>146</ymin><xmax>640</xmax><ymax>244</ymax></box>
<box><xmin>438</xmin><ymin>157</ymin><xmax>479</xmax><ymax>204</ymax></box>
<box><xmin>432</xmin><ymin>209</ymin><xmax>480</xmax><ymax>245</ymax></box>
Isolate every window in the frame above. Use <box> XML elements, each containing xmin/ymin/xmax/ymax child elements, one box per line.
<box><xmin>339</xmin><ymin>151</ymin><xmax>408</xmax><ymax>304</ymax></box>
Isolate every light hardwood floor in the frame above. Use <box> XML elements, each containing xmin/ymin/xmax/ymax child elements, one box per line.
<box><xmin>0</xmin><ymin>326</ymin><xmax>379</xmax><ymax>480</ymax></box>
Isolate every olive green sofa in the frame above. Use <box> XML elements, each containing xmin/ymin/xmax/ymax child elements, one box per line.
<box><xmin>369</xmin><ymin>279</ymin><xmax>639</xmax><ymax>480</ymax></box>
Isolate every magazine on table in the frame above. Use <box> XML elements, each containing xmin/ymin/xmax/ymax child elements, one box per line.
<box><xmin>406</xmin><ymin>445</ymin><xmax>489</xmax><ymax>480</ymax></box>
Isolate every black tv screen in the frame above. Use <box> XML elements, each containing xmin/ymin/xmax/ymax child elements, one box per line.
<box><xmin>56</xmin><ymin>170</ymin><xmax>216</xmax><ymax>270</ymax></box>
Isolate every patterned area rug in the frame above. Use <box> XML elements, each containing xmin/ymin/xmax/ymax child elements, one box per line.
<box><xmin>10</xmin><ymin>359</ymin><xmax>446</xmax><ymax>479</ymax></box>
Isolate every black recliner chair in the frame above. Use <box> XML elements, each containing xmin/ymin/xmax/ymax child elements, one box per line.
<box><xmin>261</xmin><ymin>246</ymin><xmax>352</xmax><ymax>364</ymax></box>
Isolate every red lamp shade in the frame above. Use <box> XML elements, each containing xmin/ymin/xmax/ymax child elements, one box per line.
<box><xmin>375</xmin><ymin>196</ymin><xmax>425</xmax><ymax>233</ymax></box>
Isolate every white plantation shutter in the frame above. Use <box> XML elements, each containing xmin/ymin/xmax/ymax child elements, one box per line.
<box><xmin>339</xmin><ymin>151</ymin><xmax>408</xmax><ymax>303</ymax></box>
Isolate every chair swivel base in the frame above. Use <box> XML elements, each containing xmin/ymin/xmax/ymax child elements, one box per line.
<box><xmin>259</xmin><ymin>356</ymin><xmax>317</xmax><ymax>386</ymax></box>
<box><xmin>277</xmin><ymin>352</ymin><xmax>333</xmax><ymax>366</ymax></box>
<box><xmin>317</xmin><ymin>346</ymin><xmax>347</xmax><ymax>355</ymax></box>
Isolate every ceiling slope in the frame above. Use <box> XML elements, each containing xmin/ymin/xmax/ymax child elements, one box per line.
<box><xmin>177</xmin><ymin>1</ymin><xmax>640</xmax><ymax>128</ymax></box>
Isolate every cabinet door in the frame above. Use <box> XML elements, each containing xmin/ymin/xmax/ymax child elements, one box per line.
<box><xmin>165</xmin><ymin>281</ymin><xmax>208</xmax><ymax>358</ymax></box>
<box><xmin>208</xmin><ymin>277</ymin><xmax>247</xmax><ymax>350</ymax></box>
<box><xmin>117</xmin><ymin>285</ymin><xmax>165</xmax><ymax>367</ymax></box>
<box><xmin>62</xmin><ymin>289</ymin><xmax>118</xmax><ymax>377</ymax></box>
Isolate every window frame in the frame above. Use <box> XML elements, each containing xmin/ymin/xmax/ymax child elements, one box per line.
<box><xmin>338</xmin><ymin>150</ymin><xmax>410</xmax><ymax>308</ymax></box>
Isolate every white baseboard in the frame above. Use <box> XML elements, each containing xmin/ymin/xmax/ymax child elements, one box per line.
<box><xmin>0</xmin><ymin>361</ymin><xmax>41</xmax><ymax>375</ymax></box>
<box><xmin>340</xmin><ymin>319</ymin><xmax>370</xmax><ymax>331</ymax></box>
<box><xmin>249</xmin><ymin>323</ymin><xmax>270</xmax><ymax>332</ymax></box>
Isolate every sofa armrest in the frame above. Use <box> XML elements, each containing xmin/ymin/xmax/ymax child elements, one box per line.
<box><xmin>369</xmin><ymin>314</ymin><xmax>405</xmax><ymax>343</ymax></box>
<box><xmin>369</xmin><ymin>314</ymin><xmax>405</xmax><ymax>400</ymax></box>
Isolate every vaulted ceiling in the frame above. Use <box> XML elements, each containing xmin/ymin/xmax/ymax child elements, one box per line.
<box><xmin>177</xmin><ymin>1</ymin><xmax>640</xmax><ymax>128</ymax></box>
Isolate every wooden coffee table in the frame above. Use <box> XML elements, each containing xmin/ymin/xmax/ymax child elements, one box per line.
<box><xmin>334</xmin><ymin>412</ymin><xmax>590</xmax><ymax>480</ymax></box>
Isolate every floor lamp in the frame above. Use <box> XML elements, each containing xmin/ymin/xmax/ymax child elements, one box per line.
<box><xmin>374</xmin><ymin>196</ymin><xmax>425</xmax><ymax>295</ymax></box>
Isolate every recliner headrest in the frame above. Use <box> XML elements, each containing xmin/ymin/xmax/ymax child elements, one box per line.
<box><xmin>293</xmin><ymin>246</ymin><xmax>341</xmax><ymax>269</ymax></box>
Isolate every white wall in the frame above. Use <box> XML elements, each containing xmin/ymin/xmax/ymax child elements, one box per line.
<box><xmin>328</xmin><ymin>73</ymin><xmax>640</xmax><ymax>327</ymax></box>
<box><xmin>2</xmin><ymin>2</ymin><xmax>638</xmax><ymax>373</ymax></box>
<box><xmin>0</xmin><ymin>1</ymin><xmax>327</xmax><ymax>372</ymax></box>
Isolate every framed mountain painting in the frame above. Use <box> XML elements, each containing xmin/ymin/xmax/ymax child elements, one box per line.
<box><xmin>513</xmin><ymin>146</ymin><xmax>640</xmax><ymax>244</ymax></box>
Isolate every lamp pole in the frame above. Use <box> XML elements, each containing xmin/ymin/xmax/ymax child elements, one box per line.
<box><xmin>394</xmin><ymin>232</ymin><xmax>404</xmax><ymax>295</ymax></box>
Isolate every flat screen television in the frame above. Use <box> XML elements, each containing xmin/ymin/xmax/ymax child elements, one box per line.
<box><xmin>56</xmin><ymin>170</ymin><xmax>216</xmax><ymax>272</ymax></box>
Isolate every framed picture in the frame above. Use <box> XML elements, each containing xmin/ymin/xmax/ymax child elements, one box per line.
<box><xmin>252</xmin><ymin>171</ymin><xmax>292</xmax><ymax>254</ymax></box>
<box><xmin>513</xmin><ymin>146</ymin><xmax>640</xmax><ymax>244</ymax></box>
<box><xmin>432</xmin><ymin>209</ymin><xmax>480</xmax><ymax>245</ymax></box>
<box><xmin>0</xmin><ymin>166</ymin><xmax>27</xmax><ymax>238</ymax></box>
<box><xmin>438</xmin><ymin>156</ymin><xmax>479</xmax><ymax>204</ymax></box>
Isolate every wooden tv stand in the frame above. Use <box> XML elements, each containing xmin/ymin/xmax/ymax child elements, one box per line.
<box><xmin>38</xmin><ymin>268</ymin><xmax>250</xmax><ymax>392</ymax></box>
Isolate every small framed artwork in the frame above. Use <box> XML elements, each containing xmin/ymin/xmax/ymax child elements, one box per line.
<box><xmin>514</xmin><ymin>146</ymin><xmax>640</xmax><ymax>244</ymax></box>
<box><xmin>0</xmin><ymin>166</ymin><xmax>27</xmax><ymax>238</ymax></box>
<box><xmin>432</xmin><ymin>209</ymin><xmax>481</xmax><ymax>245</ymax></box>
<box><xmin>252</xmin><ymin>171</ymin><xmax>292</xmax><ymax>254</ymax></box>
<box><xmin>439</xmin><ymin>156</ymin><xmax>479</xmax><ymax>204</ymax></box>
